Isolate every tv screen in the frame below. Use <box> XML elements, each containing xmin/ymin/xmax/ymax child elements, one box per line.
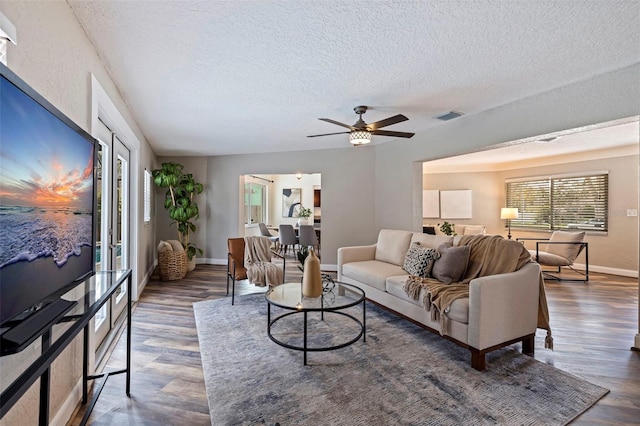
<box><xmin>0</xmin><ymin>64</ymin><xmax>96</xmax><ymax>326</ymax></box>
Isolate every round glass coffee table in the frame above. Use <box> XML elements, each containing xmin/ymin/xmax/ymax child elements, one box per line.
<box><xmin>265</xmin><ymin>281</ymin><xmax>366</xmax><ymax>365</ymax></box>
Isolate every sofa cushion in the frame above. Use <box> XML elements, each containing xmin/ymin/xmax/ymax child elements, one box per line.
<box><xmin>431</xmin><ymin>243</ymin><xmax>470</xmax><ymax>284</ymax></box>
<box><xmin>375</xmin><ymin>229</ymin><xmax>414</xmax><ymax>266</ymax></box>
<box><xmin>386</xmin><ymin>276</ymin><xmax>469</xmax><ymax>323</ymax></box>
<box><xmin>463</xmin><ymin>225</ymin><xmax>485</xmax><ymax>235</ymax></box>
<box><xmin>386</xmin><ymin>275</ymin><xmax>422</xmax><ymax>307</ymax></box>
<box><xmin>402</xmin><ymin>243</ymin><xmax>440</xmax><ymax>277</ymax></box>
<box><xmin>545</xmin><ymin>231</ymin><xmax>585</xmax><ymax>263</ymax></box>
<box><xmin>410</xmin><ymin>233</ymin><xmax>454</xmax><ymax>249</ymax></box>
<box><xmin>529</xmin><ymin>250</ymin><xmax>573</xmax><ymax>267</ymax></box>
<box><xmin>342</xmin><ymin>260</ymin><xmax>406</xmax><ymax>292</ymax></box>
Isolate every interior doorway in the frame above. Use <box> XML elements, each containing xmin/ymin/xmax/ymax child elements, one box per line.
<box><xmin>420</xmin><ymin>117</ymin><xmax>639</xmax><ymax>277</ymax></box>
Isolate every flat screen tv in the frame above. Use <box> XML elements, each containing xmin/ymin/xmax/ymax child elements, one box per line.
<box><xmin>0</xmin><ymin>63</ymin><xmax>96</xmax><ymax>327</ymax></box>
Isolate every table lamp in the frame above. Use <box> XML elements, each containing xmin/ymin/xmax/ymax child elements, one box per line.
<box><xmin>500</xmin><ymin>208</ymin><xmax>519</xmax><ymax>239</ymax></box>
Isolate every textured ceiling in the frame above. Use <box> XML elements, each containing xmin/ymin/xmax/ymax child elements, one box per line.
<box><xmin>67</xmin><ymin>1</ymin><xmax>640</xmax><ymax>156</ymax></box>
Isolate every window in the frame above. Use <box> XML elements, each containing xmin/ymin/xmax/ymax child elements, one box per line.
<box><xmin>244</xmin><ymin>182</ymin><xmax>266</xmax><ymax>225</ymax></box>
<box><xmin>143</xmin><ymin>169</ymin><xmax>152</xmax><ymax>223</ymax></box>
<box><xmin>505</xmin><ymin>172</ymin><xmax>608</xmax><ymax>232</ymax></box>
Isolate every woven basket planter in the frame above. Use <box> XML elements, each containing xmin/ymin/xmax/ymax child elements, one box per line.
<box><xmin>158</xmin><ymin>249</ymin><xmax>187</xmax><ymax>281</ymax></box>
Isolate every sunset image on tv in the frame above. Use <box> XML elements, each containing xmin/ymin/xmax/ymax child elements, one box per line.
<box><xmin>0</xmin><ymin>74</ymin><xmax>95</xmax><ymax>323</ymax></box>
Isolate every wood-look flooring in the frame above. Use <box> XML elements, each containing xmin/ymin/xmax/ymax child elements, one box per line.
<box><xmin>70</xmin><ymin>257</ymin><xmax>640</xmax><ymax>425</ymax></box>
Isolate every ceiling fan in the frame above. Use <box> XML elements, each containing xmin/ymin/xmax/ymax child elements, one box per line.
<box><xmin>307</xmin><ymin>106</ymin><xmax>415</xmax><ymax>146</ymax></box>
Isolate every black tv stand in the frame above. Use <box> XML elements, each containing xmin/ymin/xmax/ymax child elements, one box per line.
<box><xmin>0</xmin><ymin>270</ymin><xmax>133</xmax><ymax>426</ymax></box>
<box><xmin>1</xmin><ymin>298</ymin><xmax>77</xmax><ymax>352</ymax></box>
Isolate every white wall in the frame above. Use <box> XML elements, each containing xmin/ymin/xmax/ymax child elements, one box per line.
<box><xmin>0</xmin><ymin>2</ymin><xmax>156</xmax><ymax>425</ymax></box>
<box><xmin>202</xmin><ymin>147</ymin><xmax>377</xmax><ymax>267</ymax></box>
<box><xmin>422</xmin><ymin>171</ymin><xmax>504</xmax><ymax>235</ymax></box>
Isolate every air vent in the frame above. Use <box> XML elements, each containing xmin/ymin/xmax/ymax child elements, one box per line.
<box><xmin>435</xmin><ymin>111</ymin><xmax>464</xmax><ymax>121</ymax></box>
<box><xmin>537</xmin><ymin>136</ymin><xmax>560</xmax><ymax>143</ymax></box>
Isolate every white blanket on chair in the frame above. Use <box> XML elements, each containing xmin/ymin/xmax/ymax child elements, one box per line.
<box><xmin>244</xmin><ymin>236</ymin><xmax>283</xmax><ymax>287</ymax></box>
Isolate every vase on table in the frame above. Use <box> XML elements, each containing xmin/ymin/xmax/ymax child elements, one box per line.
<box><xmin>302</xmin><ymin>247</ymin><xmax>322</xmax><ymax>297</ymax></box>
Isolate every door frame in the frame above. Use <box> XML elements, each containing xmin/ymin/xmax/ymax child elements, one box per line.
<box><xmin>89</xmin><ymin>75</ymin><xmax>142</xmax><ymax>373</ymax></box>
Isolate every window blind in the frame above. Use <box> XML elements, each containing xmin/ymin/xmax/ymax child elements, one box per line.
<box><xmin>505</xmin><ymin>173</ymin><xmax>608</xmax><ymax>232</ymax></box>
<box><xmin>143</xmin><ymin>169</ymin><xmax>152</xmax><ymax>222</ymax></box>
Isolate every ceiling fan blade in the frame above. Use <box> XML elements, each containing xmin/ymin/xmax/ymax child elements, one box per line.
<box><xmin>372</xmin><ymin>129</ymin><xmax>415</xmax><ymax>138</ymax></box>
<box><xmin>307</xmin><ymin>131</ymin><xmax>351</xmax><ymax>138</ymax></box>
<box><xmin>319</xmin><ymin>118</ymin><xmax>354</xmax><ymax>129</ymax></box>
<box><xmin>368</xmin><ymin>114</ymin><xmax>409</xmax><ymax>130</ymax></box>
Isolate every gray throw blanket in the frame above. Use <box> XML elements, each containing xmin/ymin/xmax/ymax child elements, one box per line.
<box><xmin>244</xmin><ymin>236</ymin><xmax>283</xmax><ymax>287</ymax></box>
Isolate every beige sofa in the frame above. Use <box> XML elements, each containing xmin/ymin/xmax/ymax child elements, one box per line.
<box><xmin>337</xmin><ymin>229</ymin><xmax>542</xmax><ymax>370</ymax></box>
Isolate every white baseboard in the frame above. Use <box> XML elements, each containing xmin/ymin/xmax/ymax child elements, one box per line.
<box><xmin>202</xmin><ymin>257</ymin><xmax>226</xmax><ymax>265</ymax></box>
<box><xmin>51</xmin><ymin>376</ymin><xmax>83</xmax><ymax>426</ymax></box>
<box><xmin>634</xmin><ymin>334</ymin><xmax>640</xmax><ymax>351</ymax></box>
<box><xmin>571</xmin><ymin>263</ymin><xmax>638</xmax><ymax>278</ymax></box>
<box><xmin>137</xmin><ymin>259</ymin><xmax>157</xmax><ymax>299</ymax></box>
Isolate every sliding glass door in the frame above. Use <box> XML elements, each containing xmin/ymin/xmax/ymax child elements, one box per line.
<box><xmin>94</xmin><ymin>120</ymin><xmax>130</xmax><ymax>348</ymax></box>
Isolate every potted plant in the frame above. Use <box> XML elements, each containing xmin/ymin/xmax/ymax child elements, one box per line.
<box><xmin>438</xmin><ymin>221</ymin><xmax>456</xmax><ymax>236</ymax></box>
<box><xmin>297</xmin><ymin>206</ymin><xmax>312</xmax><ymax>226</ymax></box>
<box><xmin>296</xmin><ymin>246</ymin><xmax>309</xmax><ymax>272</ymax></box>
<box><xmin>152</xmin><ymin>162</ymin><xmax>204</xmax><ymax>269</ymax></box>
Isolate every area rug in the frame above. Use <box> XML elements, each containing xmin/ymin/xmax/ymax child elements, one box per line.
<box><xmin>193</xmin><ymin>294</ymin><xmax>608</xmax><ymax>425</ymax></box>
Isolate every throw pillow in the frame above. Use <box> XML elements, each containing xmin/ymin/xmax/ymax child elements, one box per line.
<box><xmin>463</xmin><ymin>225</ymin><xmax>485</xmax><ymax>235</ymax></box>
<box><xmin>402</xmin><ymin>242</ymin><xmax>440</xmax><ymax>277</ymax></box>
<box><xmin>431</xmin><ymin>243</ymin><xmax>471</xmax><ymax>284</ymax></box>
<box><xmin>545</xmin><ymin>231</ymin><xmax>585</xmax><ymax>263</ymax></box>
<box><xmin>157</xmin><ymin>240</ymin><xmax>173</xmax><ymax>253</ymax></box>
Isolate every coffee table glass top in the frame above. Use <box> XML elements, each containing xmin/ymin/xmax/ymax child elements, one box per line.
<box><xmin>266</xmin><ymin>281</ymin><xmax>364</xmax><ymax>311</ymax></box>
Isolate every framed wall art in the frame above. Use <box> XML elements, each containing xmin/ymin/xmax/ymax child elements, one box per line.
<box><xmin>282</xmin><ymin>188</ymin><xmax>301</xmax><ymax>217</ymax></box>
<box><xmin>440</xmin><ymin>189</ymin><xmax>472</xmax><ymax>219</ymax></box>
<box><xmin>422</xmin><ymin>190</ymin><xmax>440</xmax><ymax>218</ymax></box>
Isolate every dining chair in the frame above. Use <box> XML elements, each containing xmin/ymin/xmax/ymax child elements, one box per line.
<box><xmin>278</xmin><ymin>224</ymin><xmax>298</xmax><ymax>255</ymax></box>
<box><xmin>298</xmin><ymin>225</ymin><xmax>319</xmax><ymax>255</ymax></box>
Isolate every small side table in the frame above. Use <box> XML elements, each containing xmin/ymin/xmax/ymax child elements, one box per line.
<box><xmin>265</xmin><ymin>281</ymin><xmax>365</xmax><ymax>365</ymax></box>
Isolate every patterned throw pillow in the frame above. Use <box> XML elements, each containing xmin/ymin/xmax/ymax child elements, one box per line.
<box><xmin>402</xmin><ymin>242</ymin><xmax>440</xmax><ymax>277</ymax></box>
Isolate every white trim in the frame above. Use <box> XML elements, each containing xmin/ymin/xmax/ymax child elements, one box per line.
<box><xmin>634</xmin><ymin>334</ymin><xmax>640</xmax><ymax>351</ymax></box>
<box><xmin>506</xmin><ymin>170</ymin><xmax>609</xmax><ymax>183</ymax></box>
<box><xmin>569</xmin><ymin>263</ymin><xmax>638</xmax><ymax>278</ymax></box>
<box><xmin>137</xmin><ymin>259</ymin><xmax>157</xmax><ymax>297</ymax></box>
<box><xmin>203</xmin><ymin>258</ymin><xmax>226</xmax><ymax>265</ymax></box>
<box><xmin>0</xmin><ymin>11</ymin><xmax>17</xmax><ymax>44</ymax></box>
<box><xmin>90</xmin><ymin>74</ymin><xmax>141</xmax><ymax>300</ymax></box>
<box><xmin>50</xmin><ymin>378</ymin><xmax>83</xmax><ymax>426</ymax></box>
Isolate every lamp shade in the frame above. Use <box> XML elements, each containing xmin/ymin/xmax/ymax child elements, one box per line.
<box><xmin>349</xmin><ymin>130</ymin><xmax>372</xmax><ymax>145</ymax></box>
<box><xmin>500</xmin><ymin>208</ymin><xmax>519</xmax><ymax>220</ymax></box>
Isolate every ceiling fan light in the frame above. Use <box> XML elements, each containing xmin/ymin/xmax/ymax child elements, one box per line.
<box><xmin>350</xmin><ymin>130</ymin><xmax>372</xmax><ymax>145</ymax></box>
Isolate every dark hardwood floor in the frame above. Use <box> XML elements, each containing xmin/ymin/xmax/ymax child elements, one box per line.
<box><xmin>70</xmin><ymin>257</ymin><xmax>639</xmax><ymax>425</ymax></box>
